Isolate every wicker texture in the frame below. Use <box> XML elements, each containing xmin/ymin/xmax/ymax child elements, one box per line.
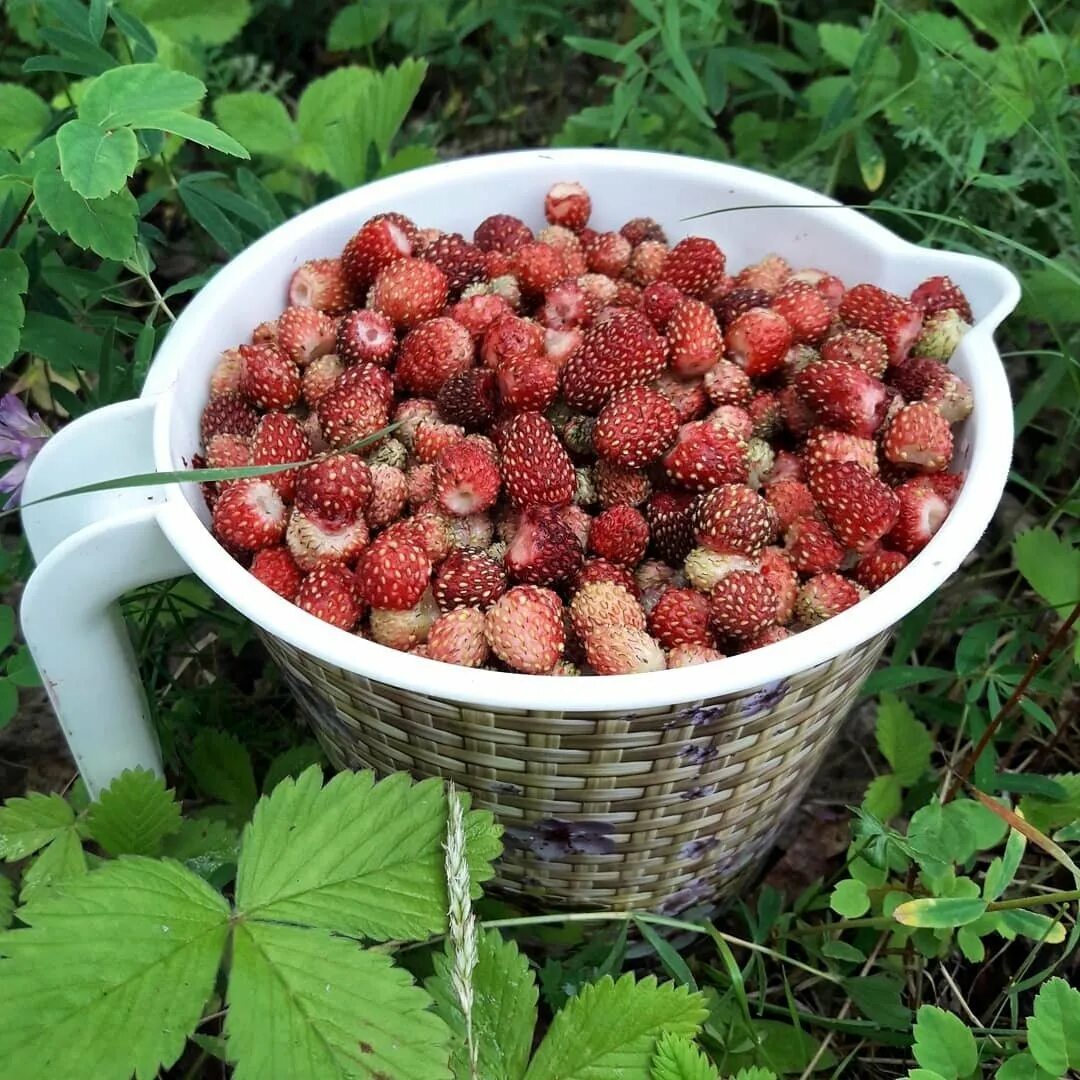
<box><xmin>261</xmin><ymin>631</ymin><xmax>889</xmax><ymax>911</ymax></box>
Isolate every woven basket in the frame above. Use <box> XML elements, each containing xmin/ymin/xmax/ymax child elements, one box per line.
<box><xmin>262</xmin><ymin>630</ymin><xmax>889</xmax><ymax>911</ymax></box>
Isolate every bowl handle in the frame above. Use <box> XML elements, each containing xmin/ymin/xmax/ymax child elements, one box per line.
<box><xmin>19</xmin><ymin>398</ymin><xmax>188</xmax><ymax>798</ymax></box>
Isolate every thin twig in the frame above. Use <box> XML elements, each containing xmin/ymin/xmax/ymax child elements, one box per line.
<box><xmin>0</xmin><ymin>193</ymin><xmax>34</xmax><ymax>249</ymax></box>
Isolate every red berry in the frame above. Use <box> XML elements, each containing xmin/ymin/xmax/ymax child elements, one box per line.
<box><xmin>839</xmin><ymin>284</ymin><xmax>923</xmax><ymax>365</ymax></box>
<box><xmin>930</xmin><ymin>471</ymin><xmax>965</xmax><ymax>505</ymax></box>
<box><xmin>449</xmin><ymin>293</ymin><xmax>512</xmax><ymax>337</ymax></box>
<box><xmin>769</xmin><ymin>449</ymin><xmax>806</xmax><ymax>484</ymax></box>
<box><xmin>396</xmin><ymin>317</ymin><xmax>474</xmax><ymax>396</ymax></box>
<box><xmin>667</xmin><ymin>643</ymin><xmax>725</xmax><ymax>667</ymax></box>
<box><xmin>627</xmin><ymin>240</ymin><xmax>669</xmax><ymax>286</ymax></box>
<box><xmin>201</xmin><ymin>392</ymin><xmax>258</xmax><ymax>443</ymax></box>
<box><xmin>302</xmin><ymin>355</ymin><xmax>345</xmax><ymax>406</ymax></box>
<box><xmin>666</xmin><ymin>297</ymin><xmax>724</xmax><ymax>379</ymax></box>
<box><xmin>771</xmin><ymin>282</ymin><xmax>832</xmax><ymax>344</ymax></box>
<box><xmin>595</xmin><ymin>460</ymin><xmax>652</xmax><ymax>508</ymax></box>
<box><xmin>589</xmin><ymin>505</ymin><xmax>650</xmax><ymax>567</ymax></box>
<box><xmin>660</xmin><ymin>237</ymin><xmax>726</xmax><ymax>299</ymax></box>
<box><xmin>748</xmin><ymin>391</ymin><xmax>783</xmax><ymax>439</ymax></box>
<box><xmin>426</xmin><ymin>607</ymin><xmax>490</xmax><ymax>667</ymax></box>
<box><xmin>538</xmin><ymin>279</ymin><xmax>595</xmax><ymax>330</ymax></box>
<box><xmin>639</xmin><ymin>281</ymin><xmax>683</xmax><ymax>330</ymax></box>
<box><xmin>715</xmin><ymin>287</ymin><xmax>772</xmax><ymax>328</ymax></box>
<box><xmin>336</xmin><ymin>309</ymin><xmax>396</xmax><ymax>366</ymax></box>
<box><xmin>209</xmin><ymin>349</ymin><xmax>242</xmax><ymax>398</ymax></box>
<box><xmin>341</xmin><ymin>214</ymin><xmax>413</xmax><ymax>290</ymax></box>
<box><xmin>593</xmin><ymin>386</ymin><xmax>681</xmax><ymax>468</ymax></box>
<box><xmin>288</xmin><ymin>258</ymin><xmax>355</xmax><ymax>314</ymax></box>
<box><xmin>513</xmin><ymin>242</ymin><xmax>566</xmax><ymax>298</ymax></box>
<box><xmin>643</xmin><ymin>491</ymin><xmax>695</xmax><ymax>564</ymax></box>
<box><xmin>414</xmin><ymin>420</ymin><xmax>466</xmax><ymax>465</ymax></box>
<box><xmin>855</xmin><ymin>547</ymin><xmax>909</xmax><ymax>590</ymax></box>
<box><xmin>910</xmin><ymin>275</ymin><xmax>972</xmax><ymax>322</ymax></box>
<box><xmin>481</xmin><ymin>313</ymin><xmax>544</xmax><ymax>369</ymax></box>
<box><xmin>205</xmin><ymin>432</ymin><xmax>250</xmax><ymax>474</ymax></box>
<box><xmin>435</xmin><ymin>440</ymin><xmax>501</xmax><ymax>516</ymax></box>
<box><xmin>709</xmin><ymin>570</ymin><xmax>778</xmax><ymax>642</ymax></box>
<box><xmin>648</xmin><ymin>587</ymin><xmax>711</xmax><ymax>649</ymax></box>
<box><xmin>498</xmin><ymin>354</ymin><xmax>560</xmax><ymax>413</ymax></box>
<box><xmin>821</xmin><ymin>328</ymin><xmax>889</xmax><ymax>378</ymax></box>
<box><xmin>795</xmin><ymin>572</ymin><xmax>861</xmax><ymax>625</ymax></box>
<box><xmin>882</xmin><ymin>402</ymin><xmax>954</xmax><ymax>473</ymax></box>
<box><xmin>437</xmin><ymin>368</ymin><xmax>498</xmax><ymax>430</ymax></box>
<box><xmin>620</xmin><ymin>217</ymin><xmax>667</xmax><ymax>245</ymax></box>
<box><xmin>239</xmin><ymin>343</ymin><xmax>300</xmax><ymax>410</ymax></box>
<box><xmin>692</xmin><ymin>484</ymin><xmax>777</xmax><ymax>556</ymax></box>
<box><xmin>252</xmin><ymin>412</ymin><xmax>311</xmax><ymax>501</ymax></box>
<box><xmin>794</xmin><ymin>359</ymin><xmax>888</xmax><ymax>438</ymax></box>
<box><xmin>886</xmin><ymin>477</ymin><xmax>950</xmax><ymax>555</ymax></box>
<box><xmin>703</xmin><ymin>360</ymin><xmax>752</xmax><ymax>407</ymax></box>
<box><xmin>336</xmin><ymin>361</ymin><xmax>394</xmax><ymax>407</ymax></box>
<box><xmin>250</xmin><ymin>546</ymin><xmax>303</xmax><ymax>601</ymax></box>
<box><xmin>474</xmin><ymin>213</ymin><xmax>533</xmax><ymax>253</ymax></box>
<box><xmin>544</xmin><ymin>327</ymin><xmax>582</xmax><ymax>368</ymax></box>
<box><xmin>368</xmin><ymin>257</ymin><xmax>449</xmax><ymax>328</ymax></box>
<box><xmin>485</xmin><ymin>586</ymin><xmax>565</xmax><ymax>674</ymax></box>
<box><xmin>317</xmin><ymin>381</ymin><xmax>389</xmax><ymax>450</ymax></box>
<box><xmin>573</xmin><ymin>558</ymin><xmax>640</xmax><ymax>598</ymax></box>
<box><xmin>584</xmin><ymin>231</ymin><xmax>632</xmax><ymax>277</ymax></box>
<box><xmin>808</xmin><ymin>460</ymin><xmax>900</xmax><ymax>552</ymax></box>
<box><xmin>212</xmin><ymin>479</ymin><xmax>286</xmax><ymax>551</ymax></box>
<box><xmin>733</xmin><ymin>254</ymin><xmax>791</xmax><ymax>294</ymax></box>
<box><xmin>544</xmin><ymin>181</ymin><xmax>591</xmax><ymax>231</ymax></box>
<box><xmin>804</xmin><ymin>427</ymin><xmax>879</xmax><ymax>475</ymax></box>
<box><xmin>420</xmin><ymin>231</ymin><xmax>486</xmax><ymax>292</ymax></box>
<box><xmin>661</xmin><ymin>420</ymin><xmax>749</xmax><ymax>491</ymax></box>
<box><xmin>296</xmin><ymin>563</ymin><xmax>361</xmax><ymax>630</ymax></box>
<box><xmin>355</xmin><ymin>535</ymin><xmax>431</xmax><ymax>610</ymax></box>
<box><xmin>585</xmin><ymin>626</ymin><xmax>665</xmax><ymax>674</ymax></box>
<box><xmin>505</xmin><ymin>506</ymin><xmax>583</xmax><ymax>586</ymax></box>
<box><xmin>275</xmin><ymin>307</ymin><xmax>335</xmax><ymax>367</ymax></box>
<box><xmin>286</xmin><ymin>507</ymin><xmax>370</xmax><ymax>571</ymax></box>
<box><xmin>760</xmin><ymin>546</ymin><xmax>798</xmax><ymax>623</ymax></box>
<box><xmin>725</xmin><ymin>307</ymin><xmax>793</xmax><ymax>378</ymax></box>
<box><xmin>295</xmin><ymin>453</ymin><xmax>371</xmax><ymax>521</ymax></box>
<box><xmin>569</xmin><ymin>581</ymin><xmax>645</xmax><ymax>641</ymax></box>
<box><xmin>784</xmin><ymin>516</ymin><xmax>844</xmax><ymax>575</ymax></box>
<box><xmin>367</xmin><ymin>463</ymin><xmax>407</xmax><ymax>528</ymax></box>
<box><xmin>561</xmin><ymin>309</ymin><xmax>667</xmax><ymax>412</ymax></box>
<box><xmin>778</xmin><ymin>384</ymin><xmax>818</xmax><ymax>438</ymax></box>
<box><xmin>434</xmin><ymin>548</ymin><xmax>507</xmax><ymax>611</ymax></box>
<box><xmin>500</xmin><ymin>411</ymin><xmax>576</xmax><ymax>507</ymax></box>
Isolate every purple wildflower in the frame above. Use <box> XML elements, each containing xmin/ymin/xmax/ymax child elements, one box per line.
<box><xmin>0</xmin><ymin>394</ymin><xmax>51</xmax><ymax>506</ymax></box>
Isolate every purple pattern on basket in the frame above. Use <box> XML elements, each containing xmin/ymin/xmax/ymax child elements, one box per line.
<box><xmin>740</xmin><ymin>678</ymin><xmax>791</xmax><ymax>716</ymax></box>
<box><xmin>504</xmin><ymin>818</ymin><xmax>616</xmax><ymax>860</ymax></box>
<box><xmin>680</xmin><ymin>835</ymin><xmax>720</xmax><ymax>861</ymax></box>
<box><xmin>680</xmin><ymin>782</ymin><xmax>718</xmax><ymax>801</ymax></box>
<box><xmin>680</xmin><ymin>741</ymin><xmax>719</xmax><ymax>764</ymax></box>
<box><xmin>666</xmin><ymin>678</ymin><xmax>792</xmax><ymax>730</ymax></box>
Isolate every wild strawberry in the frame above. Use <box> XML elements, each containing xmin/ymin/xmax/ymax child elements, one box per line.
<box><xmin>839</xmin><ymin>284</ymin><xmax>923</xmax><ymax>365</ymax></box>
<box><xmin>794</xmin><ymin>360</ymin><xmax>888</xmax><ymax>437</ymax></box>
<box><xmin>660</xmin><ymin>237</ymin><xmax>726</xmax><ymax>299</ymax></box>
<box><xmin>910</xmin><ymin>275</ymin><xmax>972</xmax><ymax>321</ymax></box>
<box><xmin>703</xmin><ymin>360</ymin><xmax>752</xmax><ymax>406</ymax></box>
<box><xmin>574</xmin><ymin>558</ymin><xmax>639</xmax><ymax>598</ymax></box>
<box><xmin>251</xmin><ymin>319</ymin><xmax>279</xmax><ymax>344</ymax></box>
<box><xmin>584</xmin><ymin>231</ymin><xmax>632</xmax><ymax>277</ymax></box>
<box><xmin>595</xmin><ymin>460</ymin><xmax>651</xmax><ymax>508</ymax></box>
<box><xmin>252</xmin><ymin>413</ymin><xmax>310</xmax><ymax>500</ymax></box>
<box><xmin>434</xmin><ymin>440</ymin><xmax>501</xmax><ymax>516</ymax></box>
<box><xmin>821</xmin><ymin>328</ymin><xmax>889</xmax><ymax>378</ymax></box>
<box><xmin>733</xmin><ymin>254</ymin><xmax>791</xmax><ymax>294</ymax></box>
<box><xmin>784</xmin><ymin>516</ymin><xmax>844</xmax><ymax>575</ymax></box>
<box><xmin>887</xmin><ymin>477</ymin><xmax>950</xmax><ymax>555</ymax></box>
<box><xmin>855</xmin><ymin>546</ymin><xmax>908</xmax><ymax>590</ymax></box>
<box><xmin>808</xmin><ymin>461</ymin><xmax>900</xmax><ymax>551</ymax></box>
<box><xmin>212</xmin><ymin>479</ymin><xmax>286</xmax><ymax>551</ymax></box>
<box><xmin>648</xmin><ymin>587</ymin><xmax>710</xmax><ymax>649</ymax></box>
<box><xmin>450</xmin><ymin>293</ymin><xmax>512</xmax><ymax>338</ymax></box>
<box><xmin>930</xmin><ymin>471</ymin><xmax>965</xmax><ymax>505</ymax></box>
<box><xmin>294</xmin><ymin>453</ymin><xmax>371</xmax><ymax>520</ymax></box>
<box><xmin>239</xmin><ymin>343</ymin><xmax>301</xmax><ymax>410</ymax></box>
<box><xmin>288</xmin><ymin>258</ymin><xmax>355</xmax><ymax>314</ymax></box>
<box><xmin>484</xmin><ymin>250</ymin><xmax>516</xmax><ymax>278</ymax></box>
<box><xmin>367</xmin><ymin>463</ymin><xmax>407</xmax><ymax>528</ymax></box>
<box><xmin>275</xmin><ymin>307</ymin><xmax>336</xmax><ymax>366</ymax></box>
<box><xmin>485</xmin><ymin>585</ymin><xmax>565</xmax><ymax>674</ymax></box>
<box><xmin>336</xmin><ymin>309</ymin><xmax>396</xmax><ymax>366</ymax></box>
<box><xmin>355</xmin><ymin>534</ymin><xmax>431</xmax><ymax>610</ymax></box>
<box><xmin>538</xmin><ymin>279</ymin><xmax>594</xmax><ymax>330</ymax></box>
<box><xmin>776</xmin><ymin>385</ymin><xmax>816</xmax><ymax>438</ymax></box>
<box><xmin>421</xmin><ymin>231</ymin><xmax>486</xmax><ymax>292</ymax></box>
<box><xmin>341</xmin><ymin>214</ymin><xmax>413</xmax><ymax>290</ymax></box>
<box><xmin>544</xmin><ymin>327</ymin><xmax>582</xmax><ymax>368</ymax></box>
<box><xmin>210</xmin><ymin>349</ymin><xmax>243</xmax><ymax>397</ymax></box>
<box><xmin>744</xmin><ymin>625</ymin><xmax>792</xmax><ymax>651</ymax></box>
<box><xmin>693</xmin><ymin>484</ymin><xmax>777</xmax><ymax>557</ymax></box>
<box><xmin>296</xmin><ymin>563</ymin><xmax>362</xmax><ymax>630</ymax></box>
<box><xmin>912</xmin><ymin>309</ymin><xmax>970</xmax><ymax>361</ymax></box>
<box><xmin>764</xmin><ymin>478</ymin><xmax>815</xmax><ymax>531</ymax></box>
<box><xmin>662</xmin><ymin>420</ymin><xmax>749</xmax><ymax>491</ymax></box>
<box><xmin>414</xmin><ymin>420</ymin><xmax>466</xmax><ymax>465</ymax></box>
<box><xmin>747</xmin><ymin>392</ymin><xmax>783</xmax><ymax>440</ymax></box>
<box><xmin>481</xmin><ymin>313</ymin><xmax>544</xmax><ymax>369</ymax></box>
<box><xmin>302</xmin><ymin>354</ymin><xmax>345</xmax><ymax>406</ymax></box>
<box><xmin>338</xmin><ymin>362</ymin><xmax>394</xmax><ymax>407</ymax></box>
<box><xmin>585</xmin><ymin>626</ymin><xmax>665</xmax><ymax>674</ymax></box>
<box><xmin>804</xmin><ymin>427</ymin><xmax>879</xmax><ymax>475</ymax></box>
<box><xmin>589</xmin><ymin>505</ymin><xmax>649</xmax><ymax>566</ymax></box>
<box><xmin>498</xmin><ymin>354</ymin><xmax>560</xmax><ymax>413</ymax></box>
<box><xmin>749</xmin><ymin>435</ymin><xmax>777</xmax><ymax>489</ymax></box>
<box><xmin>396</xmin><ymin>316</ymin><xmax>474</xmax><ymax>396</ymax></box>
<box><xmin>760</xmin><ymin>546</ymin><xmax>798</xmax><ymax>623</ymax></box>
<box><xmin>317</xmin><ymin>382</ymin><xmax>389</xmax><ymax>450</ymax></box>
<box><xmin>882</xmin><ymin>402</ymin><xmax>953</xmax><ymax>473</ymax></box>
<box><xmin>795</xmin><ymin>572</ymin><xmax>861</xmax><ymax>625</ymax></box>
<box><xmin>437</xmin><ymin>368</ymin><xmax>497</xmax><ymax>430</ymax></box>
<box><xmin>250</xmin><ymin>546</ymin><xmax>303</xmax><ymax>601</ymax></box>
<box><xmin>368</xmin><ymin>257</ymin><xmax>448</xmax><ymax>328</ymax></box>
<box><xmin>392</xmin><ymin>398</ymin><xmax>439</xmax><ymax>450</ymax></box>
<box><xmin>667</xmin><ymin>643</ymin><xmax>725</xmax><ymax>667</ymax></box>
<box><xmin>769</xmin><ymin>449</ymin><xmax>806</xmax><ymax>484</ymax></box>
<box><xmin>591</xmin><ymin>385</ymin><xmax>680</xmax><ymax>469</ymax></box>
<box><xmin>500</xmin><ymin>411</ymin><xmax>576</xmax><ymax>507</ymax></box>
<box><xmin>626</xmin><ymin>240</ymin><xmax>669</xmax><ymax>285</ymax></box>
<box><xmin>617</xmin><ymin>216</ymin><xmax>665</xmax><ymax>246</ymax></box>
<box><xmin>709</xmin><ymin>570</ymin><xmax>777</xmax><ymax>642</ymax></box>
<box><xmin>513</xmin><ymin>242</ymin><xmax>566</xmax><ymax>297</ymax></box>
<box><xmin>286</xmin><ymin>507</ymin><xmax>370</xmax><ymax>570</ymax></box>
<box><xmin>537</xmin><ymin>224</ymin><xmax>582</xmax><ymax>255</ymax></box>
<box><xmin>666</xmin><ymin>297</ymin><xmax>724</xmax><ymax>379</ymax></box>
<box><xmin>638</xmin><ymin>281</ymin><xmax>682</xmax><ymax>330</ymax></box>
<box><xmin>561</xmin><ymin>309</ymin><xmax>667</xmax><ymax>412</ymax></box>
<box><xmin>433</xmin><ymin>548</ymin><xmax>507</xmax><ymax>611</ymax></box>
<box><xmin>771</xmin><ymin>283</ymin><xmax>832</xmax><ymax>344</ymax></box>
<box><xmin>684</xmin><ymin>548</ymin><xmax>758</xmax><ymax>593</ymax></box>
<box><xmin>569</xmin><ymin>581</ymin><xmax>645</xmax><ymax>641</ymax></box>
<box><xmin>653</xmin><ymin>373</ymin><xmax>706</xmax><ymax>426</ymax></box>
<box><xmin>577</xmin><ymin>273</ymin><xmax>619</xmax><ymax>306</ymax></box>
<box><xmin>725</xmin><ymin>307</ymin><xmax>793</xmax><ymax>377</ymax></box>
<box><xmin>707</xmin><ymin>405</ymin><xmax>753</xmax><ymax>441</ymax></box>
<box><xmin>426</xmin><ymin>607</ymin><xmax>490</xmax><ymax>667</ymax></box>
<box><xmin>473</xmin><ymin>213</ymin><xmax>533</xmax><ymax>253</ymax></box>
<box><xmin>544</xmin><ymin>181</ymin><xmax>591</xmax><ymax>231</ymax></box>
<box><xmin>501</xmin><ymin>507</ymin><xmax>580</xmax><ymax>587</ymax></box>
<box><xmin>715</xmin><ymin>287</ymin><xmax>772</xmax><ymax>328</ymax></box>
<box><xmin>368</xmin><ymin>436</ymin><xmax>407</xmax><ymax>471</ymax></box>
<box><xmin>369</xmin><ymin>588</ymin><xmax>440</xmax><ymax>651</ymax></box>
<box><xmin>644</xmin><ymin>491</ymin><xmax>695</xmax><ymax>564</ymax></box>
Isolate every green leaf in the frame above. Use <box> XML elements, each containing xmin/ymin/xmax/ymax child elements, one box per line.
<box><xmin>818</xmin><ymin>24</ymin><xmax>863</xmax><ymax>68</ymax></box>
<box><xmin>57</xmin><ymin>118</ymin><xmax>138</xmax><ymax>198</ymax></box>
<box><xmin>0</xmin><ymin>873</ymin><xmax>13</xmax><ymax>929</ymax></box>
<box><xmin>720</xmin><ymin>1021</ymin><xmax>834</xmax><ymax>1074</ymax></box>
<box><xmin>984</xmin><ymin>826</ymin><xmax>1026</xmax><ymax>901</ymax></box>
<box><xmin>864</xmin><ymin>773</ymin><xmax>903</xmax><ymax>820</ymax></box>
<box><xmin>0</xmin><ymin>791</ymin><xmax>75</xmax><ymax>859</ymax></box>
<box><xmin>1013</xmin><ymin>528</ymin><xmax>1080</xmax><ymax>614</ymax></box>
<box><xmin>907</xmin><ymin>802</ymin><xmax>974</xmax><ymax>870</ymax></box>
<box><xmin>731</xmin><ymin>1071</ymin><xmax>777</xmax><ymax>1080</ymax></box>
<box><xmin>130</xmin><ymin>110</ymin><xmax>249</xmax><ymax>157</ymax></box>
<box><xmin>651</xmin><ymin>1031</ymin><xmax>719</xmax><ymax>1079</ymax></box>
<box><xmin>121</xmin><ymin>0</ymin><xmax>251</xmax><ymax>45</ymax></box>
<box><xmin>637</xmin><ymin>916</ymin><xmax>697</xmax><ymax>989</ymax></box>
<box><xmin>996</xmin><ymin>909</ymin><xmax>1066</xmax><ymax>946</ymax></box>
<box><xmin>525</xmin><ymin>973</ymin><xmax>706</xmax><ymax>1080</ymax></box>
<box><xmin>20</xmin><ymin>827</ymin><xmax>87</xmax><ymax>901</ymax></box>
<box><xmin>214</xmin><ymin>92</ymin><xmax>297</xmax><ymax>157</ymax></box>
<box><xmin>875</xmin><ymin>694</ymin><xmax>932</xmax><ymax>784</ymax></box>
<box><xmin>0</xmin><ymin>680</ymin><xmax>16</xmax><ymax>728</ymax></box>
<box><xmin>1027</xmin><ymin>977</ymin><xmax>1080</xmax><ymax>1074</ymax></box>
<box><xmin>327</xmin><ymin>2</ymin><xmax>390</xmax><ymax>49</ymax></box>
<box><xmin>188</xmin><ymin>728</ymin><xmax>257</xmax><ymax>812</ymax></box>
<box><xmin>80</xmin><ymin>63</ymin><xmax>206</xmax><ymax>128</ymax></box>
<box><xmin>854</xmin><ymin>126</ymin><xmax>885</xmax><ymax>191</ymax></box>
<box><xmin>0</xmin><ymin>84</ymin><xmax>51</xmax><ymax>152</ymax></box>
<box><xmin>948</xmin><ymin>798</ymin><xmax>1008</xmax><ymax>851</ymax></box>
<box><xmin>0</xmin><ymin>858</ymin><xmax>229</xmax><ymax>1080</ymax></box>
<box><xmin>1020</xmin><ymin>775</ymin><xmax>1080</xmax><ymax>833</ymax></box>
<box><xmin>843</xmin><ymin>974</ymin><xmax>912</xmax><ymax>1031</ymax></box>
<box><xmin>950</xmin><ymin>0</ymin><xmax>1027</xmax><ymax>41</ymax></box>
<box><xmin>996</xmin><ymin>1052</ymin><xmax>1056</xmax><ymax>1080</ymax></box>
<box><xmin>86</xmin><ymin>767</ymin><xmax>183</xmax><ymax>856</ymax></box>
<box><xmin>429</xmin><ymin>929</ymin><xmax>538</xmax><ymax>1080</ymax></box>
<box><xmin>830</xmin><ymin>878</ymin><xmax>870</xmax><ymax>918</ymax></box>
<box><xmin>235</xmin><ymin>767</ymin><xmax>501</xmax><ymax>940</ymax></box>
<box><xmin>893</xmin><ymin>896</ymin><xmax>987</xmax><ymax>929</ymax></box>
<box><xmin>161</xmin><ymin>816</ymin><xmax>240</xmax><ymax>881</ymax></box>
<box><xmin>912</xmin><ymin>1006</ymin><xmax>978</xmax><ymax>1079</ymax></box>
<box><xmin>262</xmin><ymin>743</ymin><xmax>325</xmax><ymax>793</ymax></box>
<box><xmin>226</xmin><ymin>920</ymin><xmax>452</xmax><ymax>1080</ymax></box>
<box><xmin>33</xmin><ymin>169</ymin><xmax>138</xmax><ymax>260</ymax></box>
<box><xmin>0</xmin><ymin>249</ymin><xmax>29</xmax><ymax>366</ymax></box>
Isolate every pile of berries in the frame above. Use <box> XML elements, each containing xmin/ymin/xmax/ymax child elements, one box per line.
<box><xmin>198</xmin><ymin>181</ymin><xmax>975</xmax><ymax>676</ymax></box>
